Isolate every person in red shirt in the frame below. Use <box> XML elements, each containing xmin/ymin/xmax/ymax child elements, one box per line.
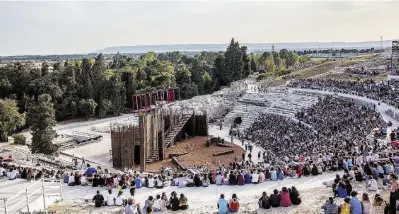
<box><xmin>229</xmin><ymin>194</ymin><xmax>239</xmax><ymax>213</ymax></box>
<box><xmin>297</xmin><ymin>165</ymin><xmax>303</xmax><ymax>178</ymax></box>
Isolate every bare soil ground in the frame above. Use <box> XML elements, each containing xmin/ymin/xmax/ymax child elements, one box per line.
<box><xmin>146</xmin><ymin>136</ymin><xmax>244</xmax><ymax>173</ymax></box>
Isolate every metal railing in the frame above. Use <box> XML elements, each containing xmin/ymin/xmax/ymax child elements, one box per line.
<box><xmin>0</xmin><ymin>178</ymin><xmax>62</xmax><ymax>214</ymax></box>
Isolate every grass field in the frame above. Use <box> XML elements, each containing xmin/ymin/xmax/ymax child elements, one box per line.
<box><xmin>258</xmin><ymin>57</ymin><xmax>380</xmax><ymax>86</ymax></box>
<box><xmin>310</xmin><ymin>57</ymin><xmax>327</xmax><ymax>61</ymax></box>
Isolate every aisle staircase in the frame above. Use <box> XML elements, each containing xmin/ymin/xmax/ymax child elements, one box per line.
<box><xmin>164</xmin><ymin>114</ymin><xmax>192</xmax><ymax>147</ymax></box>
<box><xmin>145</xmin><ymin>113</ymin><xmax>192</xmax><ymax>164</ymax></box>
<box><xmin>146</xmin><ymin>148</ymin><xmax>159</xmax><ymax>164</ymax></box>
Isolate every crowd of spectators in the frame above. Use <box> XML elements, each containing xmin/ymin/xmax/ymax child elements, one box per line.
<box><xmin>288</xmin><ymin>78</ymin><xmax>399</xmax><ymax>108</ymax></box>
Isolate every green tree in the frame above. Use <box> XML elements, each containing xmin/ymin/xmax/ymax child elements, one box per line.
<box><xmin>299</xmin><ymin>55</ymin><xmax>311</xmax><ymax>63</ymax></box>
<box><xmin>286</xmin><ymin>52</ymin><xmax>300</xmax><ymax>68</ymax></box>
<box><xmin>258</xmin><ymin>52</ymin><xmax>271</xmax><ymax>68</ymax></box>
<box><xmin>0</xmin><ymin>99</ymin><xmax>25</xmax><ymax>142</ymax></box>
<box><xmin>266</xmin><ymin>55</ymin><xmax>275</xmax><ymax>73</ymax></box>
<box><xmin>180</xmin><ymin>82</ymin><xmax>199</xmax><ymax>99</ymax></box>
<box><xmin>221</xmin><ymin>38</ymin><xmax>244</xmax><ymax>85</ymax></box>
<box><xmin>191</xmin><ymin>60</ymin><xmax>209</xmax><ymax>94</ymax></box>
<box><xmin>98</xmin><ymin>99</ymin><xmax>112</xmax><ymax>118</ymax></box>
<box><xmin>108</xmin><ymin>73</ymin><xmax>126</xmax><ymax>116</ymax></box>
<box><xmin>29</xmin><ymin>94</ymin><xmax>57</xmax><ymax>154</ymax></box>
<box><xmin>53</xmin><ymin>62</ymin><xmax>61</xmax><ymax>71</ymax></box>
<box><xmin>78</xmin><ymin>58</ymin><xmax>94</xmax><ymax>99</ymax></box>
<box><xmin>140</xmin><ymin>52</ymin><xmax>157</xmax><ymax>65</ymax></box>
<box><xmin>211</xmin><ymin>54</ymin><xmax>224</xmax><ymax>91</ymax></box>
<box><xmin>203</xmin><ymin>72</ymin><xmax>213</xmax><ymax>94</ymax></box>
<box><xmin>241</xmin><ymin>46</ymin><xmax>251</xmax><ymax>77</ymax></box>
<box><xmin>41</xmin><ymin>62</ymin><xmax>49</xmax><ymax>76</ymax></box>
<box><xmin>279</xmin><ymin>49</ymin><xmax>289</xmax><ymax>61</ymax></box>
<box><xmin>78</xmin><ymin>99</ymin><xmax>97</xmax><ymax>118</ymax></box>
<box><xmin>250</xmin><ymin>55</ymin><xmax>257</xmax><ymax>72</ymax></box>
<box><xmin>175</xmin><ymin>64</ymin><xmax>191</xmax><ymax>86</ymax></box>
<box><xmin>29</xmin><ymin>73</ymin><xmax>63</xmax><ymax>101</ymax></box>
<box><xmin>121</xmin><ymin>70</ymin><xmax>137</xmax><ymax>109</ymax></box>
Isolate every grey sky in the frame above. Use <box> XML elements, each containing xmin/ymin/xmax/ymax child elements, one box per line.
<box><xmin>0</xmin><ymin>1</ymin><xmax>398</xmax><ymax>56</ymax></box>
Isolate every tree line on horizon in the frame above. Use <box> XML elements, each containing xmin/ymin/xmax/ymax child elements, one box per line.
<box><xmin>0</xmin><ymin>38</ymin><xmax>309</xmax><ymax>154</ymax></box>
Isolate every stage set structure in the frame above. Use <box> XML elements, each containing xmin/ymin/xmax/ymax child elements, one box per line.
<box><xmin>110</xmin><ymin>87</ymin><xmax>208</xmax><ymax>171</ymax></box>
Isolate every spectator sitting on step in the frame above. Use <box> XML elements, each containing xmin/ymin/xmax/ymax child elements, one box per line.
<box><xmin>106</xmin><ymin>189</ymin><xmax>115</xmax><ymax>206</ymax></box>
<box><xmin>93</xmin><ymin>190</ymin><xmax>105</xmax><ymax>208</ymax></box>
<box><xmin>147</xmin><ymin>175</ymin><xmax>155</xmax><ymax>188</ymax></box>
<box><xmin>155</xmin><ymin>176</ymin><xmax>164</xmax><ymax>189</ymax></box>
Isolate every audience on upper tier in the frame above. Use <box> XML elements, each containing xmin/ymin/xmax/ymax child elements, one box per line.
<box><xmin>288</xmin><ymin>79</ymin><xmax>399</xmax><ymax>108</ymax></box>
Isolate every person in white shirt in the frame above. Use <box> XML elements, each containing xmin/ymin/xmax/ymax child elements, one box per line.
<box><xmin>113</xmin><ymin>176</ymin><xmax>119</xmax><ymax>188</ymax></box>
<box><xmin>147</xmin><ymin>176</ymin><xmax>155</xmax><ymax>188</ymax></box>
<box><xmin>9</xmin><ymin>168</ymin><xmax>17</xmax><ymax>180</ymax></box>
<box><xmin>155</xmin><ymin>177</ymin><xmax>163</xmax><ymax>189</ymax></box>
<box><xmin>106</xmin><ymin>190</ymin><xmax>115</xmax><ymax>206</ymax></box>
<box><xmin>0</xmin><ymin>166</ymin><xmax>4</xmax><ymax>178</ymax></box>
<box><xmin>258</xmin><ymin>171</ymin><xmax>265</xmax><ymax>183</ymax></box>
<box><xmin>367</xmin><ymin>176</ymin><xmax>378</xmax><ymax>191</ymax></box>
<box><xmin>115</xmin><ymin>191</ymin><xmax>125</xmax><ymax>206</ymax></box>
<box><xmin>251</xmin><ymin>171</ymin><xmax>259</xmax><ymax>183</ymax></box>
<box><xmin>153</xmin><ymin>194</ymin><xmax>162</xmax><ymax>212</ymax></box>
<box><xmin>68</xmin><ymin>173</ymin><xmax>75</xmax><ymax>184</ymax></box>
<box><xmin>356</xmin><ymin>156</ymin><xmax>364</xmax><ymax>166</ymax></box>
<box><xmin>81</xmin><ymin>175</ymin><xmax>87</xmax><ymax>186</ymax></box>
<box><xmin>216</xmin><ymin>173</ymin><xmax>223</xmax><ymax>185</ymax></box>
<box><xmin>124</xmin><ymin>199</ymin><xmax>135</xmax><ymax>214</ymax></box>
<box><xmin>373</xmin><ymin>153</ymin><xmax>379</xmax><ymax>161</ymax></box>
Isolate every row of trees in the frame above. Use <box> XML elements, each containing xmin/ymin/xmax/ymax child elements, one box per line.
<box><xmin>252</xmin><ymin>49</ymin><xmax>309</xmax><ymax>75</ymax></box>
<box><xmin>0</xmin><ymin>38</ymin><xmax>304</xmax><ymax>154</ymax></box>
<box><xmin>296</xmin><ymin>47</ymin><xmax>380</xmax><ymax>55</ymax></box>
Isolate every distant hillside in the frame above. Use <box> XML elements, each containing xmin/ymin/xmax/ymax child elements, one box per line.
<box><xmin>93</xmin><ymin>40</ymin><xmax>394</xmax><ymax>54</ymax></box>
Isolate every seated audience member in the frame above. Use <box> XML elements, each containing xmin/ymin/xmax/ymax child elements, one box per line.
<box><xmin>349</xmin><ymin>191</ymin><xmax>362</xmax><ymax>214</ymax></box>
<box><xmin>170</xmin><ymin>192</ymin><xmax>180</xmax><ymax>211</ymax></box>
<box><xmin>218</xmin><ymin>194</ymin><xmax>229</xmax><ymax>214</ymax></box>
<box><xmin>106</xmin><ymin>190</ymin><xmax>114</xmax><ymax>206</ymax></box>
<box><xmin>237</xmin><ymin>172</ymin><xmax>244</xmax><ymax>185</ymax></box>
<box><xmin>337</xmin><ymin>182</ymin><xmax>347</xmax><ymax>198</ymax></box>
<box><xmin>194</xmin><ymin>174</ymin><xmax>202</xmax><ymax>187</ymax></box>
<box><xmin>270</xmin><ymin>189</ymin><xmax>280</xmax><ymax>207</ymax></box>
<box><xmin>258</xmin><ymin>191</ymin><xmax>271</xmax><ymax>209</ymax></box>
<box><xmin>93</xmin><ymin>190</ymin><xmax>105</xmax><ymax>208</ymax></box>
<box><xmin>202</xmin><ymin>176</ymin><xmax>210</xmax><ymax>187</ymax></box>
<box><xmin>280</xmin><ymin>187</ymin><xmax>292</xmax><ymax>207</ymax></box>
<box><xmin>124</xmin><ymin>198</ymin><xmax>136</xmax><ymax>214</ymax></box>
<box><xmin>289</xmin><ymin>186</ymin><xmax>301</xmax><ymax>205</ymax></box>
<box><xmin>153</xmin><ymin>194</ymin><xmax>162</xmax><ymax>212</ymax></box>
<box><xmin>147</xmin><ymin>176</ymin><xmax>155</xmax><ymax>188</ymax></box>
<box><xmin>251</xmin><ymin>171</ymin><xmax>259</xmax><ymax>184</ymax></box>
<box><xmin>179</xmin><ymin>193</ymin><xmax>188</xmax><ymax>210</ymax></box>
<box><xmin>322</xmin><ymin>197</ymin><xmax>339</xmax><ymax>214</ymax></box>
<box><xmin>228</xmin><ymin>194</ymin><xmax>239</xmax><ymax>213</ymax></box>
<box><xmin>146</xmin><ymin>206</ymin><xmax>153</xmax><ymax>214</ymax></box>
<box><xmin>68</xmin><ymin>172</ymin><xmax>75</xmax><ymax>185</ymax></box>
<box><xmin>155</xmin><ymin>176</ymin><xmax>163</xmax><ymax>189</ymax></box>
<box><xmin>244</xmin><ymin>171</ymin><xmax>252</xmax><ymax>184</ymax></box>
<box><xmin>367</xmin><ymin>176</ymin><xmax>378</xmax><ymax>191</ymax></box>
<box><xmin>115</xmin><ymin>191</ymin><xmax>126</xmax><ymax>206</ymax></box>
<box><xmin>340</xmin><ymin>197</ymin><xmax>351</xmax><ymax>214</ymax></box>
<box><xmin>144</xmin><ymin>196</ymin><xmax>154</xmax><ymax>211</ymax></box>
